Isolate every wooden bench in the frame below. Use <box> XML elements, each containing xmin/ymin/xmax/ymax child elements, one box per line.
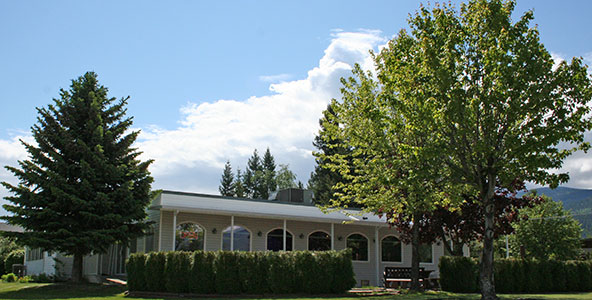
<box><xmin>383</xmin><ymin>267</ymin><xmax>433</xmax><ymax>288</ymax></box>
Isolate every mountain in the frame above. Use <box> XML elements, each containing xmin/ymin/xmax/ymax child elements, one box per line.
<box><xmin>532</xmin><ymin>187</ymin><xmax>592</xmax><ymax>238</ymax></box>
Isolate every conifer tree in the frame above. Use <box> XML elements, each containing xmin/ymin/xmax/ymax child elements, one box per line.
<box><xmin>219</xmin><ymin>161</ymin><xmax>234</xmax><ymax>196</ymax></box>
<box><xmin>233</xmin><ymin>169</ymin><xmax>245</xmax><ymax>198</ymax></box>
<box><xmin>244</xmin><ymin>150</ymin><xmax>264</xmax><ymax>199</ymax></box>
<box><xmin>262</xmin><ymin>148</ymin><xmax>277</xmax><ymax>199</ymax></box>
<box><xmin>1</xmin><ymin>72</ymin><xmax>154</xmax><ymax>283</ymax></box>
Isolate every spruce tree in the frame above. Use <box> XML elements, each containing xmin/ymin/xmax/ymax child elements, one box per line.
<box><xmin>244</xmin><ymin>150</ymin><xmax>264</xmax><ymax>199</ymax></box>
<box><xmin>219</xmin><ymin>161</ymin><xmax>235</xmax><ymax>196</ymax></box>
<box><xmin>233</xmin><ymin>169</ymin><xmax>245</xmax><ymax>198</ymax></box>
<box><xmin>1</xmin><ymin>72</ymin><xmax>154</xmax><ymax>282</ymax></box>
<box><xmin>262</xmin><ymin>148</ymin><xmax>277</xmax><ymax>199</ymax></box>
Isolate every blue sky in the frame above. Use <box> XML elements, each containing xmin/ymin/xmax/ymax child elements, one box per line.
<box><xmin>1</xmin><ymin>0</ymin><xmax>592</xmax><ymax>210</ymax></box>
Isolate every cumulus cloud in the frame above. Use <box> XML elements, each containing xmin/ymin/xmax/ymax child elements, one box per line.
<box><xmin>0</xmin><ymin>134</ymin><xmax>34</xmax><ymax>215</ymax></box>
<box><xmin>135</xmin><ymin>30</ymin><xmax>386</xmax><ymax>194</ymax></box>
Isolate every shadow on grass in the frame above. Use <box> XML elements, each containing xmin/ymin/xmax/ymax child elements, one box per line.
<box><xmin>0</xmin><ymin>283</ymin><xmax>127</xmax><ymax>299</ymax></box>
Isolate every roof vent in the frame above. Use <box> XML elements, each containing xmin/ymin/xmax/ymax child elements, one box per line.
<box><xmin>275</xmin><ymin>188</ymin><xmax>313</xmax><ymax>205</ymax></box>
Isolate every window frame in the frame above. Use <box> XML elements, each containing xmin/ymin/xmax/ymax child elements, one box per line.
<box><xmin>175</xmin><ymin>221</ymin><xmax>206</xmax><ymax>251</ymax></box>
<box><xmin>380</xmin><ymin>235</ymin><xmax>403</xmax><ymax>263</ymax></box>
<box><xmin>307</xmin><ymin>230</ymin><xmax>332</xmax><ymax>251</ymax></box>
<box><xmin>346</xmin><ymin>232</ymin><xmax>369</xmax><ymax>262</ymax></box>
<box><xmin>221</xmin><ymin>224</ymin><xmax>252</xmax><ymax>251</ymax></box>
<box><xmin>266</xmin><ymin>228</ymin><xmax>294</xmax><ymax>251</ymax></box>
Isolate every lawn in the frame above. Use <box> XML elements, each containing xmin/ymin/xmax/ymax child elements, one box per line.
<box><xmin>1</xmin><ymin>282</ymin><xmax>592</xmax><ymax>300</ymax></box>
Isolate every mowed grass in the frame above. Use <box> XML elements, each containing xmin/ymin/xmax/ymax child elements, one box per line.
<box><xmin>1</xmin><ymin>282</ymin><xmax>592</xmax><ymax>300</ymax></box>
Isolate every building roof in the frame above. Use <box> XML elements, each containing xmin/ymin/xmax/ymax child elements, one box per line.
<box><xmin>0</xmin><ymin>223</ymin><xmax>24</xmax><ymax>233</ymax></box>
<box><xmin>150</xmin><ymin>190</ymin><xmax>388</xmax><ymax>227</ymax></box>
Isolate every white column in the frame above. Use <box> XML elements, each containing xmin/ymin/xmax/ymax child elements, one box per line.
<box><xmin>331</xmin><ymin>223</ymin><xmax>335</xmax><ymax>250</ymax></box>
<box><xmin>230</xmin><ymin>215</ymin><xmax>235</xmax><ymax>251</ymax></box>
<box><xmin>172</xmin><ymin>210</ymin><xmax>178</xmax><ymax>251</ymax></box>
<box><xmin>283</xmin><ymin>219</ymin><xmax>287</xmax><ymax>251</ymax></box>
<box><xmin>158</xmin><ymin>211</ymin><xmax>163</xmax><ymax>251</ymax></box>
<box><xmin>375</xmin><ymin>226</ymin><xmax>380</xmax><ymax>287</ymax></box>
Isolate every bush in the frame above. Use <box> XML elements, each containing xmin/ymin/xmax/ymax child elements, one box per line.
<box><xmin>31</xmin><ymin>273</ymin><xmax>54</xmax><ymax>283</ymax></box>
<box><xmin>191</xmin><ymin>251</ymin><xmax>215</xmax><ymax>294</ymax></box>
<box><xmin>214</xmin><ymin>251</ymin><xmax>241</xmax><ymax>294</ymax></box>
<box><xmin>2</xmin><ymin>273</ymin><xmax>17</xmax><ymax>282</ymax></box>
<box><xmin>126</xmin><ymin>249</ymin><xmax>355</xmax><ymax>295</ymax></box>
<box><xmin>18</xmin><ymin>275</ymin><xmax>32</xmax><ymax>283</ymax></box>
<box><xmin>164</xmin><ymin>251</ymin><xmax>192</xmax><ymax>293</ymax></box>
<box><xmin>126</xmin><ymin>253</ymin><xmax>146</xmax><ymax>291</ymax></box>
<box><xmin>441</xmin><ymin>256</ymin><xmax>592</xmax><ymax>293</ymax></box>
<box><xmin>144</xmin><ymin>252</ymin><xmax>166</xmax><ymax>292</ymax></box>
<box><xmin>4</xmin><ymin>249</ymin><xmax>24</xmax><ymax>275</ymax></box>
<box><xmin>439</xmin><ymin>256</ymin><xmax>478</xmax><ymax>293</ymax></box>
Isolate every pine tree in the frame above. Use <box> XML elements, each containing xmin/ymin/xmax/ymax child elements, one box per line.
<box><xmin>219</xmin><ymin>161</ymin><xmax>234</xmax><ymax>196</ymax></box>
<box><xmin>1</xmin><ymin>72</ymin><xmax>154</xmax><ymax>282</ymax></box>
<box><xmin>262</xmin><ymin>148</ymin><xmax>277</xmax><ymax>199</ymax></box>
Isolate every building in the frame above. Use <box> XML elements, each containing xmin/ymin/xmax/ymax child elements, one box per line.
<box><xmin>24</xmin><ymin>189</ymin><xmax>462</xmax><ymax>286</ymax></box>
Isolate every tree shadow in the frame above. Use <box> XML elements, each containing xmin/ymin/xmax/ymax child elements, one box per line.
<box><xmin>0</xmin><ymin>283</ymin><xmax>127</xmax><ymax>299</ymax></box>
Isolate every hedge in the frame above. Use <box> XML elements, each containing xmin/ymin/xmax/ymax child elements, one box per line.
<box><xmin>126</xmin><ymin>249</ymin><xmax>355</xmax><ymax>294</ymax></box>
<box><xmin>439</xmin><ymin>256</ymin><xmax>592</xmax><ymax>293</ymax></box>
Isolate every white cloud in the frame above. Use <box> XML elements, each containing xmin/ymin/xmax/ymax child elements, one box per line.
<box><xmin>550</xmin><ymin>52</ymin><xmax>565</xmax><ymax>71</ymax></box>
<box><xmin>135</xmin><ymin>30</ymin><xmax>386</xmax><ymax>194</ymax></box>
<box><xmin>258</xmin><ymin>73</ymin><xmax>293</xmax><ymax>83</ymax></box>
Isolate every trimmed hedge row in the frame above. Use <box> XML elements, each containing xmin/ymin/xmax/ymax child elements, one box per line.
<box><xmin>439</xmin><ymin>256</ymin><xmax>592</xmax><ymax>293</ymax></box>
<box><xmin>127</xmin><ymin>250</ymin><xmax>356</xmax><ymax>294</ymax></box>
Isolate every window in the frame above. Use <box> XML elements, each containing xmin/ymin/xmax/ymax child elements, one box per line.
<box><xmin>347</xmin><ymin>234</ymin><xmax>368</xmax><ymax>261</ymax></box>
<box><xmin>419</xmin><ymin>243</ymin><xmax>433</xmax><ymax>263</ymax></box>
<box><xmin>222</xmin><ymin>225</ymin><xmax>251</xmax><ymax>251</ymax></box>
<box><xmin>381</xmin><ymin>236</ymin><xmax>402</xmax><ymax>262</ymax></box>
<box><xmin>308</xmin><ymin>231</ymin><xmax>331</xmax><ymax>251</ymax></box>
<box><xmin>26</xmin><ymin>248</ymin><xmax>43</xmax><ymax>261</ymax></box>
<box><xmin>175</xmin><ymin>223</ymin><xmax>205</xmax><ymax>251</ymax></box>
<box><xmin>267</xmin><ymin>229</ymin><xmax>293</xmax><ymax>251</ymax></box>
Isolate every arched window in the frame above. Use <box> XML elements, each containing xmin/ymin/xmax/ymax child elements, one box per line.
<box><xmin>347</xmin><ymin>233</ymin><xmax>368</xmax><ymax>261</ymax></box>
<box><xmin>175</xmin><ymin>223</ymin><xmax>205</xmax><ymax>251</ymax></box>
<box><xmin>267</xmin><ymin>228</ymin><xmax>293</xmax><ymax>251</ymax></box>
<box><xmin>222</xmin><ymin>225</ymin><xmax>251</xmax><ymax>251</ymax></box>
<box><xmin>381</xmin><ymin>236</ymin><xmax>402</xmax><ymax>262</ymax></box>
<box><xmin>419</xmin><ymin>243</ymin><xmax>433</xmax><ymax>263</ymax></box>
<box><xmin>308</xmin><ymin>231</ymin><xmax>331</xmax><ymax>251</ymax></box>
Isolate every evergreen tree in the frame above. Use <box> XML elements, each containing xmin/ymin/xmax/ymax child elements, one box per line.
<box><xmin>233</xmin><ymin>168</ymin><xmax>245</xmax><ymax>198</ymax></box>
<box><xmin>262</xmin><ymin>148</ymin><xmax>277</xmax><ymax>199</ymax></box>
<box><xmin>219</xmin><ymin>161</ymin><xmax>234</xmax><ymax>196</ymax></box>
<box><xmin>244</xmin><ymin>150</ymin><xmax>264</xmax><ymax>198</ymax></box>
<box><xmin>309</xmin><ymin>104</ymin><xmax>352</xmax><ymax>205</ymax></box>
<box><xmin>1</xmin><ymin>72</ymin><xmax>154</xmax><ymax>282</ymax></box>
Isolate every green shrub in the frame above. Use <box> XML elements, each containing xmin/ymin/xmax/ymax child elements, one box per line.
<box><xmin>214</xmin><ymin>251</ymin><xmax>241</xmax><ymax>294</ymax></box>
<box><xmin>494</xmin><ymin>259</ymin><xmax>513</xmax><ymax>293</ymax></box>
<box><xmin>31</xmin><ymin>273</ymin><xmax>54</xmax><ymax>283</ymax></box>
<box><xmin>2</xmin><ymin>273</ymin><xmax>17</xmax><ymax>282</ymax></box>
<box><xmin>331</xmin><ymin>249</ymin><xmax>356</xmax><ymax>293</ymax></box>
<box><xmin>164</xmin><ymin>251</ymin><xmax>192</xmax><ymax>293</ymax></box>
<box><xmin>4</xmin><ymin>249</ymin><xmax>24</xmax><ymax>275</ymax></box>
<box><xmin>18</xmin><ymin>275</ymin><xmax>32</xmax><ymax>283</ymax></box>
<box><xmin>439</xmin><ymin>256</ymin><xmax>478</xmax><ymax>293</ymax></box>
<box><xmin>191</xmin><ymin>251</ymin><xmax>216</xmax><ymax>294</ymax></box>
<box><xmin>126</xmin><ymin>253</ymin><xmax>147</xmax><ymax>291</ymax></box>
<box><xmin>565</xmin><ymin>260</ymin><xmax>580</xmax><ymax>292</ymax></box>
<box><xmin>549</xmin><ymin>259</ymin><xmax>567</xmax><ymax>292</ymax></box>
<box><xmin>268</xmin><ymin>251</ymin><xmax>295</xmax><ymax>293</ymax></box>
<box><xmin>238</xmin><ymin>251</ymin><xmax>268</xmax><ymax>294</ymax></box>
<box><xmin>144</xmin><ymin>252</ymin><xmax>166</xmax><ymax>292</ymax></box>
<box><xmin>577</xmin><ymin>261</ymin><xmax>592</xmax><ymax>292</ymax></box>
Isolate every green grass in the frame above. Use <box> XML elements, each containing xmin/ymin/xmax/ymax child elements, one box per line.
<box><xmin>1</xmin><ymin>282</ymin><xmax>592</xmax><ymax>300</ymax></box>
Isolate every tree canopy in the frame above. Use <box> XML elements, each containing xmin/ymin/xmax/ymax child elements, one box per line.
<box><xmin>509</xmin><ymin>195</ymin><xmax>582</xmax><ymax>260</ymax></box>
<box><xmin>324</xmin><ymin>0</ymin><xmax>591</xmax><ymax>298</ymax></box>
<box><xmin>1</xmin><ymin>72</ymin><xmax>154</xmax><ymax>282</ymax></box>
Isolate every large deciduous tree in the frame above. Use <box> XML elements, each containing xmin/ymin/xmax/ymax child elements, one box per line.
<box><xmin>369</xmin><ymin>1</ymin><xmax>591</xmax><ymax>298</ymax></box>
<box><xmin>1</xmin><ymin>72</ymin><xmax>154</xmax><ymax>283</ymax></box>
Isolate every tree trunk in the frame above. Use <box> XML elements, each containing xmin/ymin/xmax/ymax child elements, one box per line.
<box><xmin>410</xmin><ymin>213</ymin><xmax>421</xmax><ymax>291</ymax></box>
<box><xmin>71</xmin><ymin>253</ymin><xmax>83</xmax><ymax>283</ymax></box>
<box><xmin>480</xmin><ymin>197</ymin><xmax>496</xmax><ymax>300</ymax></box>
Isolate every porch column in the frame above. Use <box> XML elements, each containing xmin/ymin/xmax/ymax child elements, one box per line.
<box><xmin>230</xmin><ymin>215</ymin><xmax>235</xmax><ymax>251</ymax></box>
<box><xmin>172</xmin><ymin>210</ymin><xmax>179</xmax><ymax>251</ymax></box>
<box><xmin>331</xmin><ymin>223</ymin><xmax>335</xmax><ymax>250</ymax></box>
<box><xmin>375</xmin><ymin>226</ymin><xmax>380</xmax><ymax>286</ymax></box>
<box><xmin>158</xmin><ymin>211</ymin><xmax>163</xmax><ymax>251</ymax></box>
<box><xmin>283</xmin><ymin>219</ymin><xmax>287</xmax><ymax>251</ymax></box>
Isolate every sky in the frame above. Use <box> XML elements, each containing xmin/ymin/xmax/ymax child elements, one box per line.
<box><xmin>1</xmin><ymin>0</ymin><xmax>592</xmax><ymax>215</ymax></box>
